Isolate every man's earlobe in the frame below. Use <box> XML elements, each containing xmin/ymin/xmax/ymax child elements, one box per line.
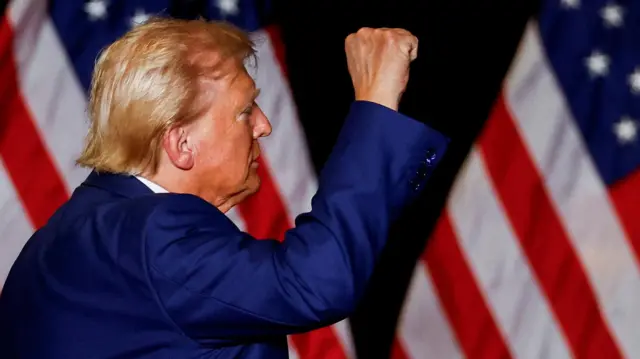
<box><xmin>163</xmin><ymin>126</ymin><xmax>195</xmax><ymax>170</ymax></box>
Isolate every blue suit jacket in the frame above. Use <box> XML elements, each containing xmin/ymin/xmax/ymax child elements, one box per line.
<box><xmin>0</xmin><ymin>101</ymin><xmax>448</xmax><ymax>358</ymax></box>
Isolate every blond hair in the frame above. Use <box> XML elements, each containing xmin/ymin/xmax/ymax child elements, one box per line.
<box><xmin>76</xmin><ymin>17</ymin><xmax>256</xmax><ymax>175</ymax></box>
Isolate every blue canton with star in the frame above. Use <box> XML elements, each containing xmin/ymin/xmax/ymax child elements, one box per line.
<box><xmin>539</xmin><ymin>0</ymin><xmax>640</xmax><ymax>186</ymax></box>
<box><xmin>50</xmin><ymin>0</ymin><xmax>269</xmax><ymax>95</ymax></box>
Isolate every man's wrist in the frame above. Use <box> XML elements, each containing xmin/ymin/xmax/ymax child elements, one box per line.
<box><xmin>354</xmin><ymin>92</ymin><xmax>399</xmax><ymax>111</ymax></box>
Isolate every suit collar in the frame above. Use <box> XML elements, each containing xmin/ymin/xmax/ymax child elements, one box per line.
<box><xmin>82</xmin><ymin>170</ymin><xmax>153</xmax><ymax>198</ymax></box>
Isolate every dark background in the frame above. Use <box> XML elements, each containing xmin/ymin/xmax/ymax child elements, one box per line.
<box><xmin>274</xmin><ymin>0</ymin><xmax>538</xmax><ymax>357</ymax></box>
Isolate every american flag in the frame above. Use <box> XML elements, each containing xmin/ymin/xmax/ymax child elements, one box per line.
<box><xmin>392</xmin><ymin>0</ymin><xmax>640</xmax><ymax>358</ymax></box>
<box><xmin>0</xmin><ymin>0</ymin><xmax>354</xmax><ymax>358</ymax></box>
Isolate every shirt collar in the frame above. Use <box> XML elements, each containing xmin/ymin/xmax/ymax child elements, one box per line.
<box><xmin>135</xmin><ymin>176</ymin><xmax>168</xmax><ymax>194</ymax></box>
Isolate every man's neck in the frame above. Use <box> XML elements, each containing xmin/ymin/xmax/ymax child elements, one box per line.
<box><xmin>140</xmin><ymin>173</ymin><xmax>235</xmax><ymax>213</ymax></box>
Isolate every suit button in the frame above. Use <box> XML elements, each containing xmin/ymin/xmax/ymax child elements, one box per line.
<box><xmin>425</xmin><ymin>149</ymin><xmax>437</xmax><ymax>166</ymax></box>
<box><xmin>411</xmin><ymin>148</ymin><xmax>437</xmax><ymax>191</ymax></box>
<box><xmin>416</xmin><ymin>167</ymin><xmax>427</xmax><ymax>178</ymax></box>
<box><xmin>410</xmin><ymin>178</ymin><xmax>421</xmax><ymax>191</ymax></box>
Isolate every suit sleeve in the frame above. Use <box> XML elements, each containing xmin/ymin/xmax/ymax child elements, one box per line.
<box><xmin>146</xmin><ymin>101</ymin><xmax>449</xmax><ymax>344</ymax></box>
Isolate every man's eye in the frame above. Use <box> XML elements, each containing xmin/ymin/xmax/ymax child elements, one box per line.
<box><xmin>242</xmin><ymin>102</ymin><xmax>256</xmax><ymax>115</ymax></box>
<box><xmin>237</xmin><ymin>104</ymin><xmax>254</xmax><ymax>122</ymax></box>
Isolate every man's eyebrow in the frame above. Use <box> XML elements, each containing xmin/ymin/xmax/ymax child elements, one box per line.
<box><xmin>251</xmin><ymin>88</ymin><xmax>261</xmax><ymax>102</ymax></box>
<box><xmin>240</xmin><ymin>89</ymin><xmax>260</xmax><ymax>111</ymax></box>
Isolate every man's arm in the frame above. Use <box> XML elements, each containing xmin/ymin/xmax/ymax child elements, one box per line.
<box><xmin>146</xmin><ymin>100</ymin><xmax>448</xmax><ymax>344</ymax></box>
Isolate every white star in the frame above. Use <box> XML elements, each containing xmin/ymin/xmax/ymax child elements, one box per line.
<box><xmin>84</xmin><ymin>0</ymin><xmax>108</xmax><ymax>21</ymax></box>
<box><xmin>600</xmin><ymin>3</ymin><xmax>624</xmax><ymax>27</ymax></box>
<box><xmin>613</xmin><ymin>117</ymin><xmax>638</xmax><ymax>144</ymax></box>
<box><xmin>585</xmin><ymin>50</ymin><xmax>610</xmax><ymax>77</ymax></box>
<box><xmin>561</xmin><ymin>0</ymin><xmax>580</xmax><ymax>9</ymax></box>
<box><xmin>130</xmin><ymin>9</ymin><xmax>150</xmax><ymax>28</ymax></box>
<box><xmin>628</xmin><ymin>68</ymin><xmax>640</xmax><ymax>94</ymax></box>
<box><xmin>216</xmin><ymin>0</ymin><xmax>239</xmax><ymax>16</ymax></box>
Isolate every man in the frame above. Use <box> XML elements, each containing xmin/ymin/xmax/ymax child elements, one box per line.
<box><xmin>0</xmin><ymin>18</ymin><xmax>448</xmax><ymax>358</ymax></box>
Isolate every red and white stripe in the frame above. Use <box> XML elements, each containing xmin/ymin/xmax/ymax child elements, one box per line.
<box><xmin>393</xmin><ymin>20</ymin><xmax>640</xmax><ymax>359</ymax></box>
<box><xmin>0</xmin><ymin>1</ymin><xmax>354</xmax><ymax>358</ymax></box>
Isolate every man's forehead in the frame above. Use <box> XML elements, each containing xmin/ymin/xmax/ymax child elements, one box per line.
<box><xmin>237</xmin><ymin>75</ymin><xmax>259</xmax><ymax>101</ymax></box>
<box><xmin>200</xmin><ymin>65</ymin><xmax>258</xmax><ymax>106</ymax></box>
<box><xmin>228</xmin><ymin>76</ymin><xmax>260</xmax><ymax>109</ymax></box>
<box><xmin>228</xmin><ymin>68</ymin><xmax>255</xmax><ymax>91</ymax></box>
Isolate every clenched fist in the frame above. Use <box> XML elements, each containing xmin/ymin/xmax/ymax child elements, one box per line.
<box><xmin>345</xmin><ymin>27</ymin><xmax>418</xmax><ymax>111</ymax></box>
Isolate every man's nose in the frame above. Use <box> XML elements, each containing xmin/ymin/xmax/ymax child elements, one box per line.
<box><xmin>253</xmin><ymin>106</ymin><xmax>272</xmax><ymax>138</ymax></box>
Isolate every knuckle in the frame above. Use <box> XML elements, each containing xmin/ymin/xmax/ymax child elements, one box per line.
<box><xmin>381</xmin><ymin>28</ymin><xmax>393</xmax><ymax>36</ymax></box>
<box><xmin>381</xmin><ymin>30</ymin><xmax>395</xmax><ymax>40</ymax></box>
<box><xmin>357</xmin><ymin>27</ymin><xmax>372</xmax><ymax>35</ymax></box>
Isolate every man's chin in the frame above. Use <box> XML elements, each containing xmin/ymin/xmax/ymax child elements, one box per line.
<box><xmin>242</xmin><ymin>176</ymin><xmax>261</xmax><ymax>198</ymax></box>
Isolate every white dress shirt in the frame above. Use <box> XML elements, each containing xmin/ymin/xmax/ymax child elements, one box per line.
<box><xmin>135</xmin><ymin>176</ymin><xmax>168</xmax><ymax>194</ymax></box>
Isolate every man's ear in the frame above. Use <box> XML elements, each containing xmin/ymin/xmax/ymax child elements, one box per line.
<box><xmin>162</xmin><ymin>125</ymin><xmax>195</xmax><ymax>170</ymax></box>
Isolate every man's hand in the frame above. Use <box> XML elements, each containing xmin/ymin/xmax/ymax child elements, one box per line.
<box><xmin>345</xmin><ymin>27</ymin><xmax>418</xmax><ymax>111</ymax></box>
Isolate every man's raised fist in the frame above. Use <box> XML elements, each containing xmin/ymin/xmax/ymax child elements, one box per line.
<box><xmin>345</xmin><ymin>27</ymin><xmax>418</xmax><ymax>111</ymax></box>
